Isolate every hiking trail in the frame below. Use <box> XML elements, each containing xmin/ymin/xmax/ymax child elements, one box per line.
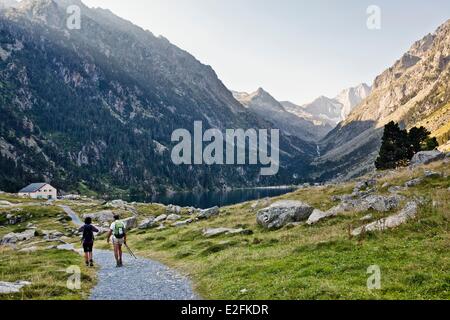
<box><xmin>61</xmin><ymin>205</ymin><xmax>199</xmax><ymax>300</ymax></box>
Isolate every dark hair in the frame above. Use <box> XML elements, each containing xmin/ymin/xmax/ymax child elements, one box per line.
<box><xmin>84</xmin><ymin>217</ymin><xmax>92</xmax><ymax>225</ymax></box>
<box><xmin>114</xmin><ymin>215</ymin><xmax>120</xmax><ymax>220</ymax></box>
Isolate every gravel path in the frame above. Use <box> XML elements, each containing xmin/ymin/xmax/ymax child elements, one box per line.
<box><xmin>90</xmin><ymin>250</ymin><xmax>198</xmax><ymax>300</ymax></box>
<box><xmin>60</xmin><ymin>205</ymin><xmax>198</xmax><ymax>300</ymax></box>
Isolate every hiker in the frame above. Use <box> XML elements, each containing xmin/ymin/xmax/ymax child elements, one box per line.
<box><xmin>107</xmin><ymin>215</ymin><xmax>127</xmax><ymax>267</ymax></box>
<box><xmin>79</xmin><ymin>217</ymin><xmax>99</xmax><ymax>267</ymax></box>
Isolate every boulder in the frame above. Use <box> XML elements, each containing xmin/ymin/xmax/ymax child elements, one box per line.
<box><xmin>172</xmin><ymin>219</ymin><xmax>193</xmax><ymax>227</ymax></box>
<box><xmin>42</xmin><ymin>230</ymin><xmax>64</xmax><ymax>240</ymax></box>
<box><xmin>257</xmin><ymin>200</ymin><xmax>314</xmax><ymax>230</ymax></box>
<box><xmin>19</xmin><ymin>246</ymin><xmax>39</xmax><ymax>253</ymax></box>
<box><xmin>352</xmin><ymin>202</ymin><xmax>418</xmax><ymax>236</ymax></box>
<box><xmin>138</xmin><ymin>217</ymin><xmax>156</xmax><ymax>229</ymax></box>
<box><xmin>353</xmin><ymin>179</ymin><xmax>377</xmax><ymax>193</ymax></box>
<box><xmin>6</xmin><ymin>214</ymin><xmax>22</xmax><ymax>225</ymax></box>
<box><xmin>405</xmin><ymin>178</ymin><xmax>423</xmax><ymax>188</ymax></box>
<box><xmin>1</xmin><ymin>229</ymin><xmax>36</xmax><ymax>245</ymax></box>
<box><xmin>410</xmin><ymin>150</ymin><xmax>445</xmax><ymax>166</ymax></box>
<box><xmin>363</xmin><ymin>194</ymin><xmax>403</xmax><ymax>212</ymax></box>
<box><xmin>0</xmin><ymin>200</ymin><xmax>13</xmax><ymax>208</ymax></box>
<box><xmin>82</xmin><ymin>210</ymin><xmax>115</xmax><ymax>224</ymax></box>
<box><xmin>166</xmin><ymin>205</ymin><xmax>182</xmax><ymax>214</ymax></box>
<box><xmin>203</xmin><ymin>227</ymin><xmax>252</xmax><ymax>237</ymax></box>
<box><xmin>424</xmin><ymin>170</ymin><xmax>442</xmax><ymax>179</ymax></box>
<box><xmin>306</xmin><ymin>209</ymin><xmax>331</xmax><ymax>225</ymax></box>
<box><xmin>166</xmin><ymin>214</ymin><xmax>182</xmax><ymax>221</ymax></box>
<box><xmin>197</xmin><ymin>206</ymin><xmax>220</xmax><ymax>220</ymax></box>
<box><xmin>154</xmin><ymin>214</ymin><xmax>168</xmax><ymax>223</ymax></box>
<box><xmin>122</xmin><ymin>216</ymin><xmax>137</xmax><ymax>230</ymax></box>
<box><xmin>0</xmin><ymin>281</ymin><xmax>32</xmax><ymax>294</ymax></box>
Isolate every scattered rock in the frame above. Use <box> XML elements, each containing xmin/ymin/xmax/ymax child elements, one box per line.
<box><xmin>1</xmin><ymin>229</ymin><xmax>36</xmax><ymax>245</ymax></box>
<box><xmin>424</xmin><ymin>170</ymin><xmax>442</xmax><ymax>179</ymax></box>
<box><xmin>166</xmin><ymin>214</ymin><xmax>182</xmax><ymax>221</ymax></box>
<box><xmin>42</xmin><ymin>230</ymin><xmax>64</xmax><ymax>240</ymax></box>
<box><xmin>353</xmin><ymin>179</ymin><xmax>377</xmax><ymax>193</ymax></box>
<box><xmin>0</xmin><ymin>281</ymin><xmax>32</xmax><ymax>294</ymax></box>
<box><xmin>172</xmin><ymin>219</ymin><xmax>193</xmax><ymax>227</ymax></box>
<box><xmin>154</xmin><ymin>214</ymin><xmax>168</xmax><ymax>223</ymax></box>
<box><xmin>360</xmin><ymin>214</ymin><xmax>373</xmax><ymax>221</ymax></box>
<box><xmin>56</xmin><ymin>243</ymin><xmax>75</xmax><ymax>251</ymax></box>
<box><xmin>6</xmin><ymin>213</ymin><xmax>22</xmax><ymax>225</ymax></box>
<box><xmin>203</xmin><ymin>227</ymin><xmax>252</xmax><ymax>237</ymax></box>
<box><xmin>0</xmin><ymin>200</ymin><xmax>13</xmax><ymax>208</ymax></box>
<box><xmin>410</xmin><ymin>150</ymin><xmax>445</xmax><ymax>166</ymax></box>
<box><xmin>166</xmin><ymin>205</ymin><xmax>182</xmax><ymax>214</ymax></box>
<box><xmin>197</xmin><ymin>206</ymin><xmax>220</xmax><ymax>220</ymax></box>
<box><xmin>82</xmin><ymin>210</ymin><xmax>115</xmax><ymax>224</ymax></box>
<box><xmin>19</xmin><ymin>246</ymin><xmax>39</xmax><ymax>253</ymax></box>
<box><xmin>306</xmin><ymin>209</ymin><xmax>330</xmax><ymax>225</ymax></box>
<box><xmin>122</xmin><ymin>216</ymin><xmax>138</xmax><ymax>230</ymax></box>
<box><xmin>257</xmin><ymin>200</ymin><xmax>314</xmax><ymax>230</ymax></box>
<box><xmin>405</xmin><ymin>178</ymin><xmax>423</xmax><ymax>188</ymax></box>
<box><xmin>382</xmin><ymin>182</ymin><xmax>390</xmax><ymax>188</ymax></box>
<box><xmin>138</xmin><ymin>217</ymin><xmax>156</xmax><ymax>229</ymax></box>
<box><xmin>363</xmin><ymin>194</ymin><xmax>403</xmax><ymax>212</ymax></box>
<box><xmin>352</xmin><ymin>202</ymin><xmax>418</xmax><ymax>236</ymax></box>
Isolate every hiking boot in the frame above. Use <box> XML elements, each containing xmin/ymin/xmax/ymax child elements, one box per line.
<box><xmin>119</xmin><ymin>260</ymin><xmax>123</xmax><ymax>267</ymax></box>
<box><xmin>89</xmin><ymin>260</ymin><xmax>94</xmax><ymax>267</ymax></box>
<box><xmin>85</xmin><ymin>261</ymin><xmax>89</xmax><ymax>267</ymax></box>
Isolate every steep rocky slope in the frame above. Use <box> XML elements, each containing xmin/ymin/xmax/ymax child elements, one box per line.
<box><xmin>0</xmin><ymin>0</ymin><xmax>315</xmax><ymax>193</ymax></box>
<box><xmin>313</xmin><ymin>20</ymin><xmax>450</xmax><ymax>181</ymax></box>
<box><xmin>283</xmin><ymin>83</ymin><xmax>371</xmax><ymax>127</ymax></box>
<box><xmin>232</xmin><ymin>88</ymin><xmax>331</xmax><ymax>141</ymax></box>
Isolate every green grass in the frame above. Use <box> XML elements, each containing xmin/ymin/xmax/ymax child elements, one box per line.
<box><xmin>124</xmin><ymin>161</ymin><xmax>450</xmax><ymax>300</ymax></box>
<box><xmin>0</xmin><ymin>247</ymin><xmax>95</xmax><ymax>300</ymax></box>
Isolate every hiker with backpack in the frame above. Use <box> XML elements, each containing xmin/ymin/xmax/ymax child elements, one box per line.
<box><xmin>107</xmin><ymin>215</ymin><xmax>127</xmax><ymax>267</ymax></box>
<box><xmin>79</xmin><ymin>217</ymin><xmax>99</xmax><ymax>267</ymax></box>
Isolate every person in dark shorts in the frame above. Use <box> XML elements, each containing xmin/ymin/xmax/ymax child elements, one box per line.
<box><xmin>79</xmin><ymin>217</ymin><xmax>99</xmax><ymax>267</ymax></box>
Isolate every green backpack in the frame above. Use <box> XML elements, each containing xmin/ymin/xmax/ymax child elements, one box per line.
<box><xmin>113</xmin><ymin>221</ymin><xmax>125</xmax><ymax>239</ymax></box>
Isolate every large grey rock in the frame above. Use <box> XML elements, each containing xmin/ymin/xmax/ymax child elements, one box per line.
<box><xmin>363</xmin><ymin>194</ymin><xmax>403</xmax><ymax>212</ymax></box>
<box><xmin>122</xmin><ymin>216</ymin><xmax>137</xmax><ymax>230</ymax></box>
<box><xmin>0</xmin><ymin>200</ymin><xmax>13</xmax><ymax>208</ymax></box>
<box><xmin>166</xmin><ymin>214</ymin><xmax>182</xmax><ymax>221</ymax></box>
<box><xmin>405</xmin><ymin>178</ymin><xmax>423</xmax><ymax>188</ymax></box>
<box><xmin>138</xmin><ymin>217</ymin><xmax>156</xmax><ymax>229</ymax></box>
<box><xmin>197</xmin><ymin>206</ymin><xmax>220</xmax><ymax>219</ymax></box>
<box><xmin>82</xmin><ymin>210</ymin><xmax>115</xmax><ymax>224</ymax></box>
<box><xmin>172</xmin><ymin>219</ymin><xmax>194</xmax><ymax>227</ymax></box>
<box><xmin>257</xmin><ymin>200</ymin><xmax>314</xmax><ymax>230</ymax></box>
<box><xmin>1</xmin><ymin>229</ymin><xmax>36</xmax><ymax>245</ymax></box>
<box><xmin>42</xmin><ymin>230</ymin><xmax>64</xmax><ymax>240</ymax></box>
<box><xmin>353</xmin><ymin>179</ymin><xmax>377</xmax><ymax>193</ymax></box>
<box><xmin>306</xmin><ymin>209</ymin><xmax>331</xmax><ymax>225</ymax></box>
<box><xmin>352</xmin><ymin>202</ymin><xmax>418</xmax><ymax>236</ymax></box>
<box><xmin>410</xmin><ymin>150</ymin><xmax>445</xmax><ymax>166</ymax></box>
<box><xmin>424</xmin><ymin>170</ymin><xmax>442</xmax><ymax>179</ymax></box>
<box><xmin>154</xmin><ymin>214</ymin><xmax>168</xmax><ymax>223</ymax></box>
<box><xmin>0</xmin><ymin>281</ymin><xmax>32</xmax><ymax>294</ymax></box>
<box><xmin>166</xmin><ymin>205</ymin><xmax>182</xmax><ymax>214</ymax></box>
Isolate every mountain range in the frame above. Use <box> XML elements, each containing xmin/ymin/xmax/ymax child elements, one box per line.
<box><xmin>0</xmin><ymin>0</ymin><xmax>449</xmax><ymax>194</ymax></box>
<box><xmin>0</xmin><ymin>0</ymin><xmax>315</xmax><ymax>194</ymax></box>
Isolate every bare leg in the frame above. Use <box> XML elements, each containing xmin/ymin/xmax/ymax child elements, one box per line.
<box><xmin>84</xmin><ymin>252</ymin><xmax>89</xmax><ymax>264</ymax></box>
<box><xmin>114</xmin><ymin>243</ymin><xmax>120</xmax><ymax>265</ymax></box>
<box><xmin>118</xmin><ymin>245</ymin><xmax>123</xmax><ymax>266</ymax></box>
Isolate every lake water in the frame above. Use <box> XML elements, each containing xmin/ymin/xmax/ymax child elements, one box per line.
<box><xmin>129</xmin><ymin>187</ymin><xmax>297</xmax><ymax>209</ymax></box>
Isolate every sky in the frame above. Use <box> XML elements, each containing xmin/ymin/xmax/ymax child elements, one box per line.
<box><xmin>79</xmin><ymin>0</ymin><xmax>450</xmax><ymax>104</ymax></box>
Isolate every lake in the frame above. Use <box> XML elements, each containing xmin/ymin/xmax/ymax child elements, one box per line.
<box><xmin>128</xmin><ymin>187</ymin><xmax>297</xmax><ymax>209</ymax></box>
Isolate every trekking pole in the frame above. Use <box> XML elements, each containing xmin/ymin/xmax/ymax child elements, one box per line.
<box><xmin>124</xmin><ymin>243</ymin><xmax>138</xmax><ymax>259</ymax></box>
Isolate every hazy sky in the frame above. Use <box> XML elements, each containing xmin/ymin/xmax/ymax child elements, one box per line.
<box><xmin>81</xmin><ymin>0</ymin><xmax>450</xmax><ymax>104</ymax></box>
